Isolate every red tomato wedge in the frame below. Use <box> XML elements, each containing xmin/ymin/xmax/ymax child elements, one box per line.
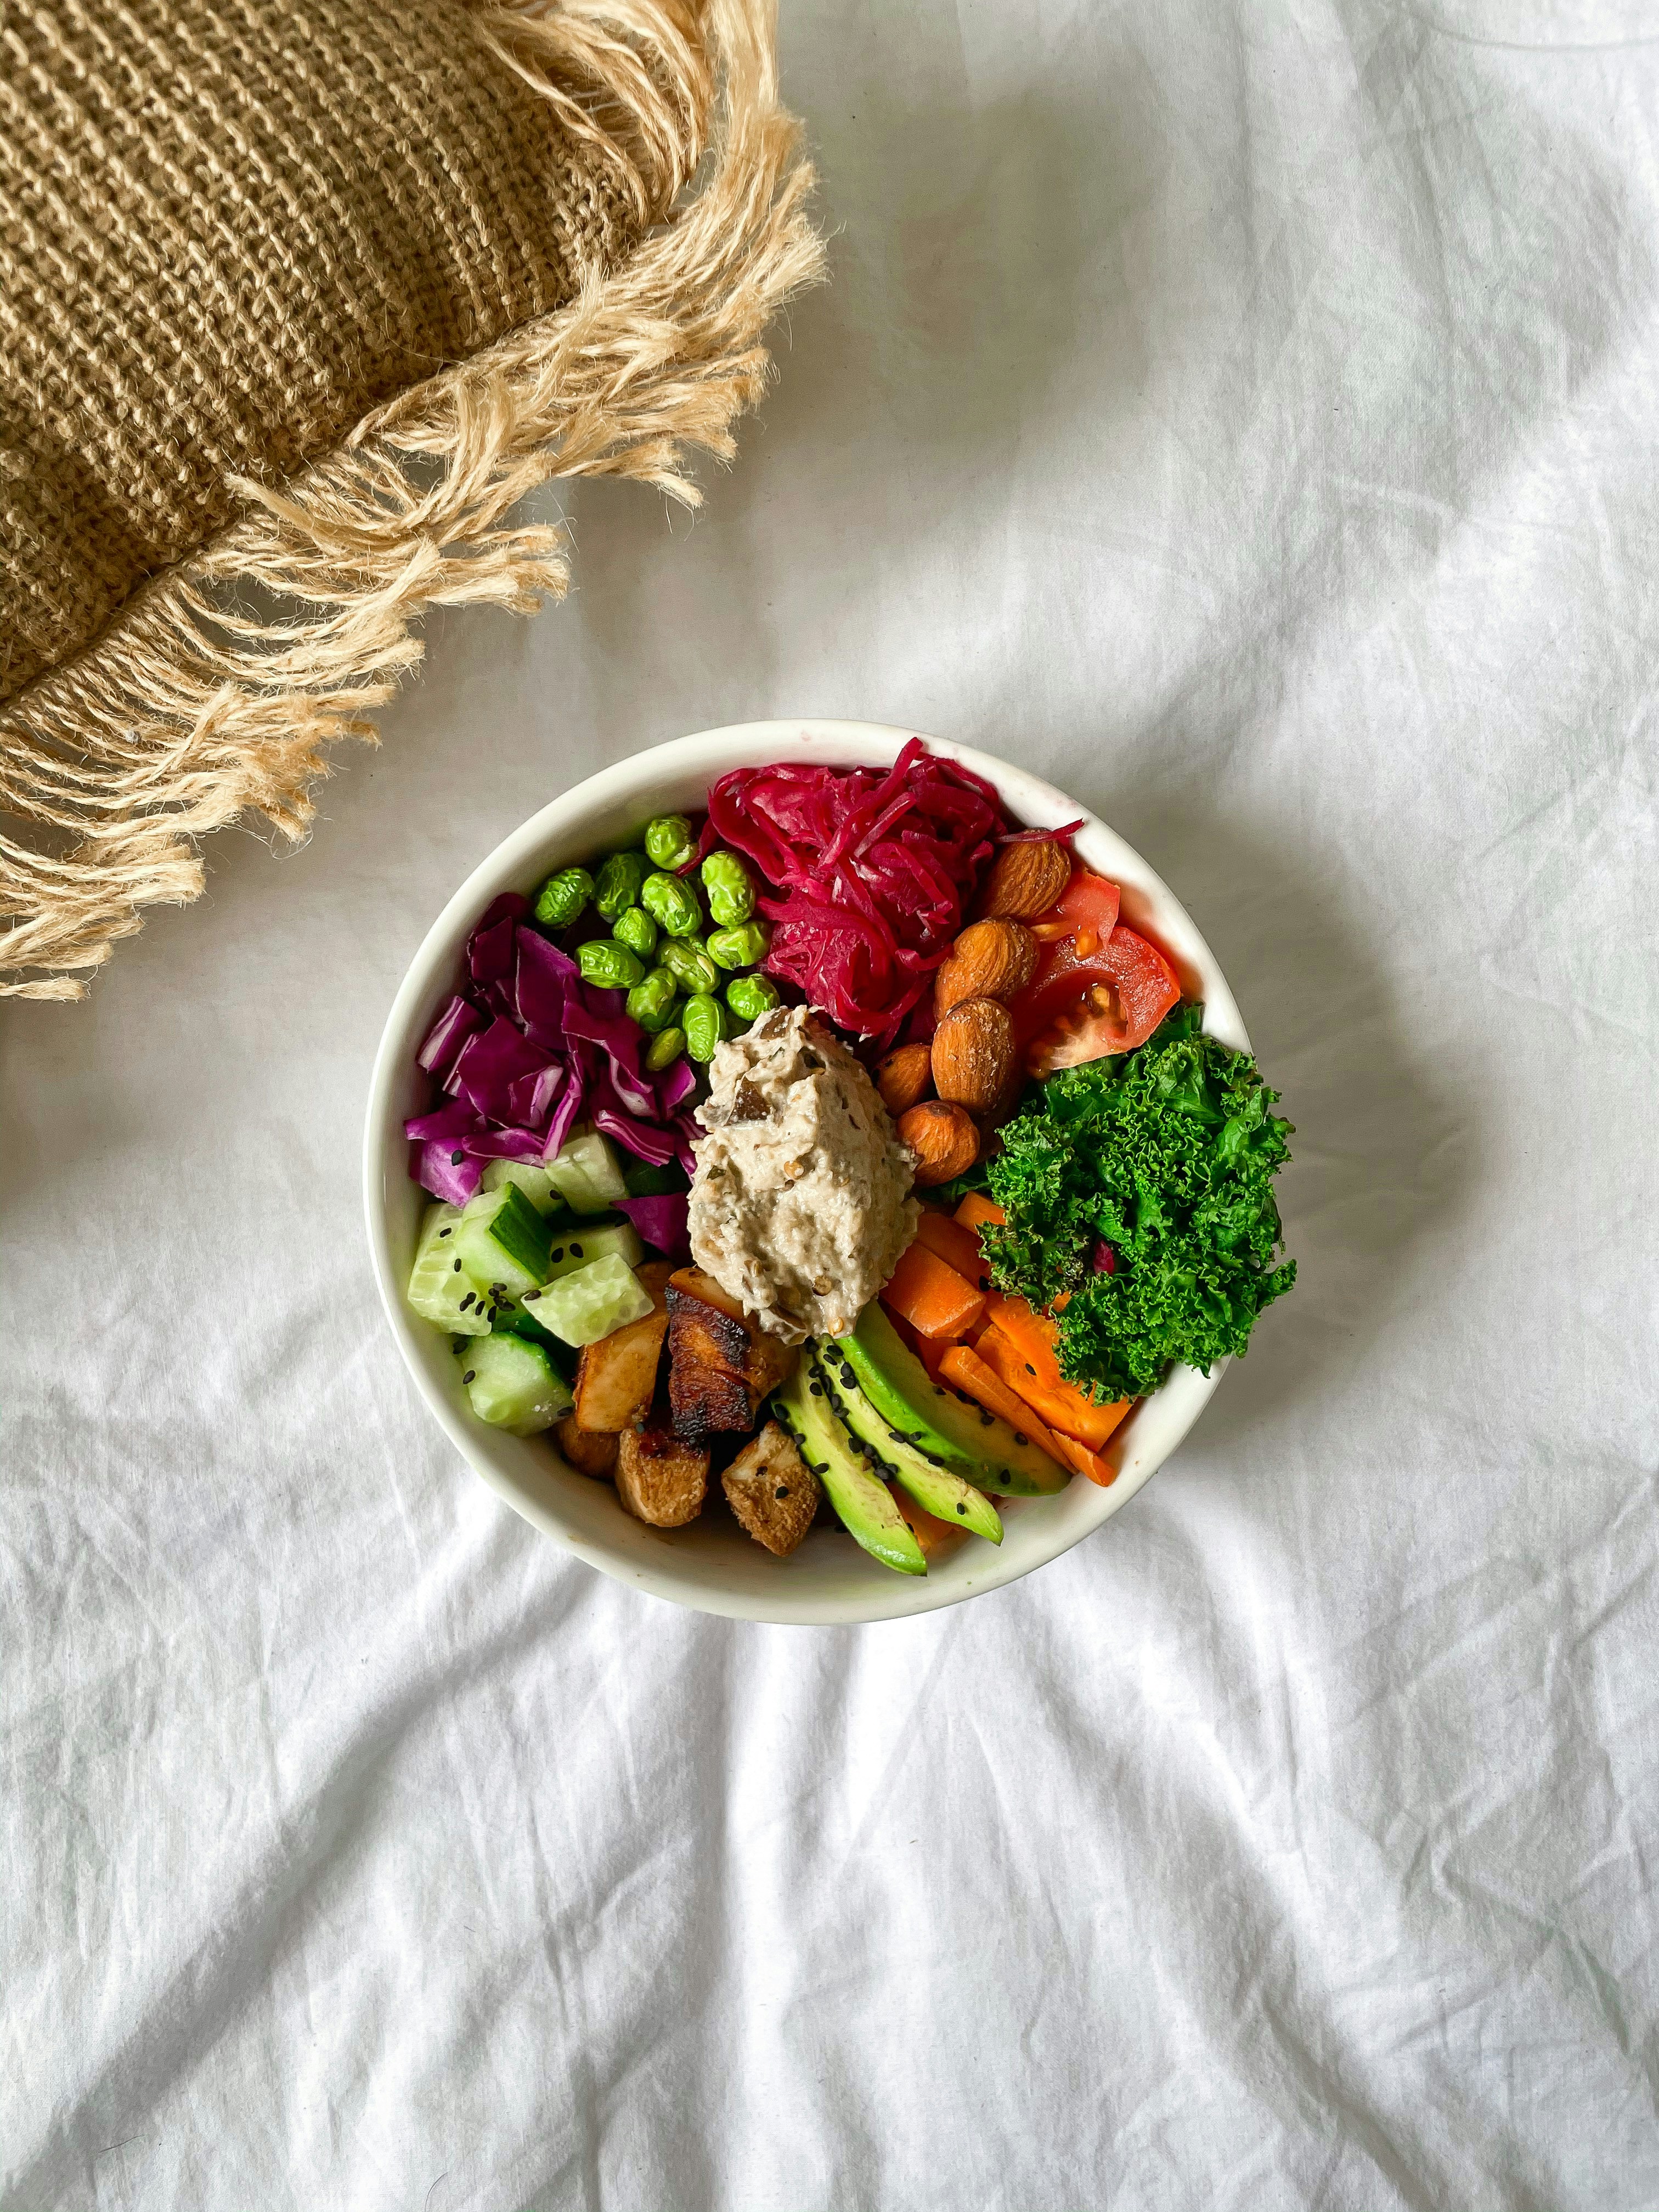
<box><xmin>1011</xmin><ymin>867</ymin><xmax>1181</xmax><ymax>1069</ymax></box>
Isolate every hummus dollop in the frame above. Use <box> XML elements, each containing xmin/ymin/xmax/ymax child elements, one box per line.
<box><xmin>689</xmin><ymin>1006</ymin><xmax>919</xmax><ymax>1342</ymax></box>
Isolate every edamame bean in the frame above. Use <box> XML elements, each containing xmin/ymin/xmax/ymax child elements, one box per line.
<box><xmin>640</xmin><ymin>870</ymin><xmax>703</xmax><ymax>939</ymax></box>
<box><xmin>645</xmin><ymin>1025</ymin><xmax>687</xmax><ymax>1072</ymax></box>
<box><xmin>706</xmin><ymin>920</ymin><xmax>771</xmax><ymax>970</ymax></box>
<box><xmin>626</xmin><ymin>966</ymin><xmax>679</xmax><ymax>1033</ymax></box>
<box><xmin>643</xmin><ymin>814</ymin><xmax>698</xmax><ymax>871</ymax></box>
<box><xmin>577</xmin><ymin>939</ymin><xmax>645</xmax><ymax>990</ymax></box>
<box><xmin>658</xmin><ymin>936</ymin><xmax>719</xmax><ymax>996</ymax></box>
<box><xmin>612</xmin><ymin>905</ymin><xmax>658</xmax><ymax>958</ymax></box>
<box><xmin>533</xmin><ymin>866</ymin><xmax>593</xmax><ymax>929</ymax></box>
<box><xmin>725</xmin><ymin>973</ymin><xmax>781</xmax><ymax>1025</ymax></box>
<box><xmin>595</xmin><ymin>851</ymin><xmax>650</xmax><ymax>921</ymax></box>
<box><xmin>681</xmin><ymin>992</ymin><xmax>731</xmax><ymax>1063</ymax></box>
<box><xmin>700</xmin><ymin>849</ymin><xmax>755</xmax><ymax>927</ymax></box>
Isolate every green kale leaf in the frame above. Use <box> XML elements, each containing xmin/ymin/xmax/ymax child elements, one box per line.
<box><xmin>980</xmin><ymin>1002</ymin><xmax>1296</xmax><ymax>1398</ymax></box>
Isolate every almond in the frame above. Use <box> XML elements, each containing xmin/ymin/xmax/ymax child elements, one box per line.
<box><xmin>972</xmin><ymin>839</ymin><xmax>1073</xmax><ymax>921</ymax></box>
<box><xmin>897</xmin><ymin>1100</ymin><xmax>980</xmax><ymax>1188</ymax></box>
<box><xmin>931</xmin><ymin>997</ymin><xmax>1017</xmax><ymax>1115</ymax></box>
<box><xmin>933</xmin><ymin>919</ymin><xmax>1038</xmax><ymax>1015</ymax></box>
<box><xmin>876</xmin><ymin>1040</ymin><xmax>934</xmax><ymax>1118</ymax></box>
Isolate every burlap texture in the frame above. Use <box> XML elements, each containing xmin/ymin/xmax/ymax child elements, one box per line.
<box><xmin>0</xmin><ymin>0</ymin><xmax>822</xmax><ymax>997</ymax></box>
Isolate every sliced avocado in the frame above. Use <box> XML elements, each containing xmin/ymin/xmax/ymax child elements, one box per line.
<box><xmin>811</xmin><ymin>1346</ymin><xmax>1002</xmax><ymax>1544</ymax></box>
<box><xmin>771</xmin><ymin>1362</ymin><xmax>926</xmax><ymax>1577</ymax></box>
<box><xmin>842</xmin><ymin>1302</ymin><xmax>1070</xmax><ymax>1497</ymax></box>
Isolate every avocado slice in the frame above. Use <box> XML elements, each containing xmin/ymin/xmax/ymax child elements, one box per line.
<box><xmin>811</xmin><ymin>1345</ymin><xmax>1003</xmax><ymax>1544</ymax></box>
<box><xmin>771</xmin><ymin>1361</ymin><xmax>926</xmax><ymax>1577</ymax></box>
<box><xmin>840</xmin><ymin>1302</ymin><xmax>1070</xmax><ymax>1497</ymax></box>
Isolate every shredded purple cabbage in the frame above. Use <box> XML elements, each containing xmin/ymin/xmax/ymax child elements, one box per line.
<box><xmin>616</xmin><ymin>1192</ymin><xmax>691</xmax><ymax>1260</ymax></box>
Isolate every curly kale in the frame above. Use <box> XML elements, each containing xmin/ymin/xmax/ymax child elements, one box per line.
<box><xmin>980</xmin><ymin>1003</ymin><xmax>1296</xmax><ymax>1399</ymax></box>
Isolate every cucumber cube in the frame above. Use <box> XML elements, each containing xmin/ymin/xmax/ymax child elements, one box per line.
<box><xmin>543</xmin><ymin>1218</ymin><xmax>645</xmax><ymax>1281</ymax></box>
<box><xmin>407</xmin><ymin>1202</ymin><xmax>493</xmax><ymax>1336</ymax></box>
<box><xmin>545</xmin><ymin>1129</ymin><xmax>629</xmax><ymax>1214</ymax></box>
<box><xmin>455</xmin><ymin>1335</ymin><xmax>573</xmax><ymax>1435</ymax></box>
<box><xmin>481</xmin><ymin>1158</ymin><xmax>571</xmax><ymax>1219</ymax></box>
<box><xmin>455</xmin><ymin>1184</ymin><xmax>555</xmax><ymax>1299</ymax></box>
<box><xmin>522</xmin><ymin>1255</ymin><xmax>654</xmax><ymax>1346</ymax></box>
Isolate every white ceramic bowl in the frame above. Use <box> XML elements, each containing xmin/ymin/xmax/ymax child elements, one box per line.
<box><xmin>364</xmin><ymin>720</ymin><xmax>1248</xmax><ymax>1624</ymax></box>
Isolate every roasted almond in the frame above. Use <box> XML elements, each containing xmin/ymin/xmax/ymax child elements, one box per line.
<box><xmin>897</xmin><ymin>1100</ymin><xmax>980</xmax><ymax>1187</ymax></box>
<box><xmin>972</xmin><ymin>839</ymin><xmax>1073</xmax><ymax>921</ymax></box>
<box><xmin>875</xmin><ymin>1040</ymin><xmax>934</xmax><ymax>1118</ymax></box>
<box><xmin>931</xmin><ymin>997</ymin><xmax>1017</xmax><ymax>1115</ymax></box>
<box><xmin>933</xmin><ymin>919</ymin><xmax>1038</xmax><ymax>1015</ymax></box>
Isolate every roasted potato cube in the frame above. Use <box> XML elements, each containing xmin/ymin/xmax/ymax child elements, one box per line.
<box><xmin>667</xmin><ymin>1267</ymin><xmax>799</xmax><ymax>1440</ymax></box>
<box><xmin>574</xmin><ymin>1266</ymin><xmax>671</xmax><ymax>1432</ymax></box>
<box><xmin>615</xmin><ymin>1421</ymin><xmax>709</xmax><ymax>1527</ymax></box>
<box><xmin>556</xmin><ymin>1414</ymin><xmax>618</xmax><ymax>1480</ymax></box>
<box><xmin>721</xmin><ymin>1421</ymin><xmax>820</xmax><ymax>1557</ymax></box>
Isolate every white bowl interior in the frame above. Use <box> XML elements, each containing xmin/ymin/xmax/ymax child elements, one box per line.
<box><xmin>364</xmin><ymin>722</ymin><xmax>1249</xmax><ymax>1624</ymax></box>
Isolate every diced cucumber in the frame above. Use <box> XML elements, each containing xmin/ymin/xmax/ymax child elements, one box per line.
<box><xmin>492</xmin><ymin>1303</ymin><xmax>578</xmax><ymax>1383</ymax></box>
<box><xmin>545</xmin><ymin>1128</ymin><xmax>629</xmax><ymax>1213</ymax></box>
<box><xmin>481</xmin><ymin>1158</ymin><xmax>571</xmax><ymax>1220</ymax></box>
<box><xmin>455</xmin><ymin>1184</ymin><xmax>555</xmax><ymax>1299</ymax></box>
<box><xmin>522</xmin><ymin>1255</ymin><xmax>654</xmax><ymax>1346</ymax></box>
<box><xmin>543</xmin><ymin>1218</ymin><xmax>644</xmax><ymax>1281</ymax></box>
<box><xmin>407</xmin><ymin>1203</ymin><xmax>494</xmax><ymax>1336</ymax></box>
<box><xmin>455</xmin><ymin>1335</ymin><xmax>573</xmax><ymax>1435</ymax></box>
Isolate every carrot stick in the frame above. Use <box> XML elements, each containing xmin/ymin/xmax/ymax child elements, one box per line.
<box><xmin>981</xmin><ymin>1293</ymin><xmax>1127</xmax><ymax>1452</ymax></box>
<box><xmin>1047</xmin><ymin>1431</ymin><xmax>1121</xmax><ymax>1488</ymax></box>
<box><xmin>913</xmin><ymin>1209</ymin><xmax>992</xmax><ymax>1289</ymax></box>
<box><xmin>975</xmin><ymin>1324</ymin><xmax>1131</xmax><ymax>1454</ymax></box>
<box><xmin>937</xmin><ymin>1345</ymin><xmax>1068</xmax><ymax>1466</ymax></box>
<box><xmin>882</xmin><ymin>1242</ymin><xmax>986</xmax><ymax>1341</ymax></box>
<box><xmin>953</xmin><ymin>1192</ymin><xmax>1006</xmax><ymax>1233</ymax></box>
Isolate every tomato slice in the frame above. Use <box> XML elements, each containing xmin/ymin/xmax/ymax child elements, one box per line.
<box><xmin>1031</xmin><ymin>870</ymin><xmax>1120</xmax><ymax>956</ymax></box>
<box><xmin>1016</xmin><ymin>924</ymin><xmax>1181</xmax><ymax>1068</ymax></box>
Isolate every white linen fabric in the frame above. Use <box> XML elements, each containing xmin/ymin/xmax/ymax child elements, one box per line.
<box><xmin>5</xmin><ymin>2</ymin><xmax>1658</xmax><ymax>2205</ymax></box>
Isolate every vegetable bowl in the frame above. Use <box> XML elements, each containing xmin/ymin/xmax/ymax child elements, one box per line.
<box><xmin>364</xmin><ymin>721</ymin><xmax>1283</xmax><ymax>1626</ymax></box>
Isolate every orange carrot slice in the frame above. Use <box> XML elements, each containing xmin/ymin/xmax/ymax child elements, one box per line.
<box><xmin>1047</xmin><ymin>1431</ymin><xmax>1121</xmax><ymax>1488</ymax></box>
<box><xmin>882</xmin><ymin>1242</ymin><xmax>986</xmax><ymax>1341</ymax></box>
<box><xmin>937</xmin><ymin>1344</ymin><xmax>1067</xmax><ymax>1465</ymax></box>
<box><xmin>975</xmin><ymin>1323</ymin><xmax>1131</xmax><ymax>1454</ymax></box>
<box><xmin>913</xmin><ymin>1209</ymin><xmax>992</xmax><ymax>1289</ymax></box>
<box><xmin>981</xmin><ymin>1293</ymin><xmax>1127</xmax><ymax>1451</ymax></box>
<box><xmin>953</xmin><ymin>1192</ymin><xmax>1006</xmax><ymax>1234</ymax></box>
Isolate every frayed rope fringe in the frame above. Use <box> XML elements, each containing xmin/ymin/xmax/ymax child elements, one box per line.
<box><xmin>0</xmin><ymin>0</ymin><xmax>824</xmax><ymax>1000</ymax></box>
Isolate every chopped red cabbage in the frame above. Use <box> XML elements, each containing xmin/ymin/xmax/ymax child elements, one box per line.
<box><xmin>615</xmin><ymin>1192</ymin><xmax>690</xmax><ymax>1259</ymax></box>
<box><xmin>413</xmin><ymin>1139</ymin><xmax>484</xmax><ymax>1206</ymax></box>
<box><xmin>449</xmin><ymin>1017</ymin><xmax>555</xmax><ymax>1122</ymax></box>
<box><xmin>404</xmin><ymin>1097</ymin><xmax>483</xmax><ymax>1143</ymax></box>
<box><xmin>506</xmin><ymin>1063</ymin><xmax>564</xmax><ymax>1126</ymax></box>
<box><xmin>416</xmin><ymin>995</ymin><xmax>483</xmax><ymax>1083</ymax></box>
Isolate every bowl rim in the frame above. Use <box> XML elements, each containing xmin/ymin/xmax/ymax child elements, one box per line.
<box><xmin>363</xmin><ymin>719</ymin><xmax>1248</xmax><ymax>1624</ymax></box>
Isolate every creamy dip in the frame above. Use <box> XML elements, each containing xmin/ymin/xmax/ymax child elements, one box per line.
<box><xmin>688</xmin><ymin>1006</ymin><xmax>919</xmax><ymax>1342</ymax></box>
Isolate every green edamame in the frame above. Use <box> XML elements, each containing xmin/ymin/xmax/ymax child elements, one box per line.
<box><xmin>725</xmin><ymin>973</ymin><xmax>781</xmax><ymax>1025</ymax></box>
<box><xmin>645</xmin><ymin>1025</ymin><xmax>687</xmax><ymax>1072</ymax></box>
<box><xmin>640</xmin><ymin>870</ymin><xmax>703</xmax><ymax>939</ymax></box>
<box><xmin>612</xmin><ymin>906</ymin><xmax>658</xmax><ymax>959</ymax></box>
<box><xmin>681</xmin><ymin>992</ymin><xmax>731</xmax><ymax>1063</ymax></box>
<box><xmin>706</xmin><ymin>920</ymin><xmax>772</xmax><ymax>970</ymax></box>
<box><xmin>658</xmin><ymin>936</ymin><xmax>719</xmax><ymax>996</ymax></box>
<box><xmin>643</xmin><ymin>814</ymin><xmax>698</xmax><ymax>871</ymax></box>
<box><xmin>533</xmin><ymin>866</ymin><xmax>593</xmax><ymax>929</ymax></box>
<box><xmin>625</xmin><ymin>967</ymin><xmax>679</xmax><ymax>1034</ymax></box>
<box><xmin>577</xmin><ymin>939</ymin><xmax>645</xmax><ymax>991</ymax></box>
<box><xmin>700</xmin><ymin>850</ymin><xmax>756</xmax><ymax>927</ymax></box>
<box><xmin>595</xmin><ymin>851</ymin><xmax>650</xmax><ymax>921</ymax></box>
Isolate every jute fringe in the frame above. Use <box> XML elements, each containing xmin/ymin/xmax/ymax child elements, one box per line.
<box><xmin>0</xmin><ymin>0</ymin><xmax>823</xmax><ymax>999</ymax></box>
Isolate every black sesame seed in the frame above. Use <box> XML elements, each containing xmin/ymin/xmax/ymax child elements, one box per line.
<box><xmin>1014</xmin><ymin>1432</ymin><xmax>1028</xmax><ymax>1446</ymax></box>
<box><xmin>459</xmin><ymin>1293</ymin><xmax>475</xmax><ymax>1311</ymax></box>
<box><xmin>571</xmin><ymin>1242</ymin><xmax>584</xmax><ymax>1259</ymax></box>
<box><xmin>450</xmin><ymin>1150</ymin><xmax>465</xmax><ymax>1165</ymax></box>
<box><xmin>462</xmin><ymin>1370</ymin><xmax>476</xmax><ymax>1385</ymax></box>
<box><xmin>775</xmin><ymin>1485</ymin><xmax>790</xmax><ymax>1500</ymax></box>
<box><xmin>453</xmin><ymin>1259</ymin><xmax>462</xmax><ymax>1272</ymax></box>
<box><xmin>438</xmin><ymin>1228</ymin><xmax>452</xmax><ymax>1239</ymax></box>
<box><xmin>1025</xmin><ymin>1362</ymin><xmax>1037</xmax><ymax>1376</ymax></box>
<box><xmin>956</xmin><ymin>1502</ymin><xmax>967</xmax><ymax>1515</ymax></box>
<box><xmin>980</xmin><ymin>1412</ymin><xmax>994</xmax><ymax>1426</ymax></box>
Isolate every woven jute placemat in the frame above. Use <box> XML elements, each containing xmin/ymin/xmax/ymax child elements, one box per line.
<box><xmin>0</xmin><ymin>0</ymin><xmax>823</xmax><ymax>997</ymax></box>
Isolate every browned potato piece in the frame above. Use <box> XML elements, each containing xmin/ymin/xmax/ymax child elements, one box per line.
<box><xmin>667</xmin><ymin>1267</ymin><xmax>799</xmax><ymax>1440</ymax></box>
<box><xmin>721</xmin><ymin>1421</ymin><xmax>820</xmax><ymax>1557</ymax></box>
<box><xmin>556</xmin><ymin>1414</ymin><xmax>618</xmax><ymax>1480</ymax></box>
<box><xmin>574</xmin><ymin>1262</ymin><xmax>672</xmax><ymax>1432</ymax></box>
<box><xmin>615</xmin><ymin>1421</ymin><xmax>709</xmax><ymax>1527</ymax></box>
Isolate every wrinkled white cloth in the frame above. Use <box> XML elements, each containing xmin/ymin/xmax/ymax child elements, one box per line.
<box><xmin>6</xmin><ymin>3</ymin><xmax>1658</xmax><ymax>2206</ymax></box>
